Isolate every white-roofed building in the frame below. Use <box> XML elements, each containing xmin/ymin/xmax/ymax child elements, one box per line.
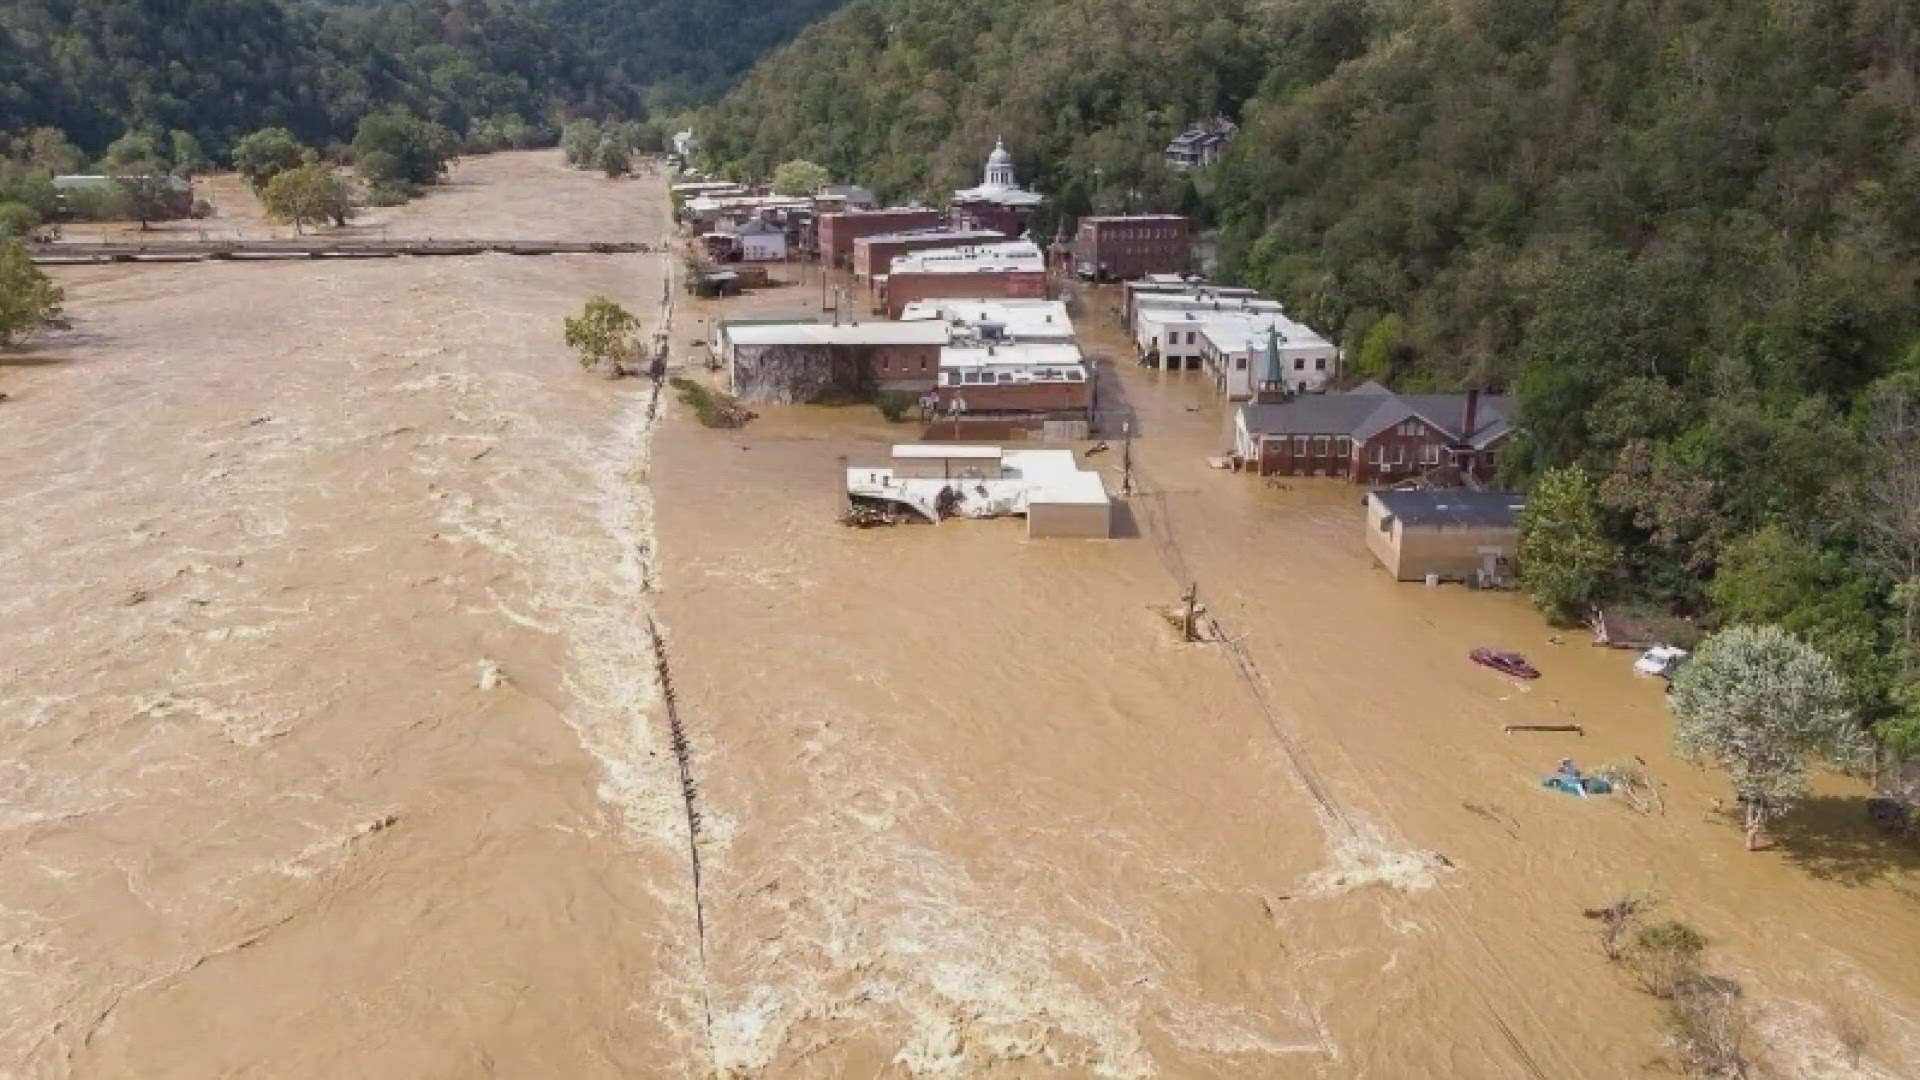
<box><xmin>716</xmin><ymin>318</ymin><xmax>950</xmax><ymax>403</ymax></box>
<box><xmin>950</xmin><ymin>138</ymin><xmax>1047</xmax><ymax>237</ymax></box>
<box><xmin>897</xmin><ymin>298</ymin><xmax>1075</xmax><ymax>342</ymax></box>
<box><xmin>881</xmin><ymin>240</ymin><xmax>1051</xmax><ymax>317</ymax></box>
<box><xmin>846</xmin><ymin>444</ymin><xmax>1111</xmax><ymax>538</ymax></box>
<box><xmin>1197</xmin><ymin>314</ymin><xmax>1340</xmax><ymax>397</ymax></box>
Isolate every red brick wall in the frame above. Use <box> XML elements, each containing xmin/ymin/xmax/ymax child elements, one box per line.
<box><xmin>883</xmin><ymin>271</ymin><xmax>1050</xmax><ymax>318</ymax></box>
<box><xmin>868</xmin><ymin>343</ymin><xmax>942</xmax><ymax>391</ymax></box>
<box><xmin>932</xmin><ymin>380</ymin><xmax>1090</xmax><ymax>416</ymax></box>
<box><xmin>1078</xmin><ymin>218</ymin><xmax>1191</xmax><ymax>280</ymax></box>
<box><xmin>955</xmin><ymin>203</ymin><xmax>1031</xmax><ymax>238</ymax></box>
<box><xmin>852</xmin><ymin>233</ymin><xmax>994</xmax><ymax>280</ymax></box>
<box><xmin>818</xmin><ymin>210</ymin><xmax>944</xmax><ymax>268</ymax></box>
<box><xmin>1255</xmin><ymin>428</ymin><xmax>1503</xmax><ymax>483</ymax></box>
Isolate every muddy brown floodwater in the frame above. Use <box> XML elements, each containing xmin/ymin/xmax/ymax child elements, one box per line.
<box><xmin>4</xmin><ymin>151</ymin><xmax>1920</xmax><ymax>1078</ymax></box>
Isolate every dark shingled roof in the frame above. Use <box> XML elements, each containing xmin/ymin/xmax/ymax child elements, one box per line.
<box><xmin>1241</xmin><ymin>388</ymin><xmax>1513</xmax><ymax>446</ymax></box>
<box><xmin>1371</xmin><ymin>489</ymin><xmax>1524</xmax><ymax>528</ymax></box>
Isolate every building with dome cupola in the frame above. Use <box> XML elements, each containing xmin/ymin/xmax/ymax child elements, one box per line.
<box><xmin>950</xmin><ymin>137</ymin><xmax>1046</xmax><ymax>238</ymax></box>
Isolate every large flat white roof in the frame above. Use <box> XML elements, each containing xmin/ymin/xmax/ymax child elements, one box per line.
<box><xmin>889</xmin><ymin>241</ymin><xmax>1045</xmax><ymax>275</ymax></box>
<box><xmin>1189</xmin><ymin>311</ymin><xmax>1334</xmax><ymax>354</ymax></box>
<box><xmin>900</xmin><ymin>299</ymin><xmax>1074</xmax><ymax>340</ymax></box>
<box><xmin>1003</xmin><ymin>450</ymin><xmax>1110</xmax><ymax>505</ymax></box>
<box><xmin>940</xmin><ymin>342</ymin><xmax>1085</xmax><ymax>369</ymax></box>
<box><xmin>893</xmin><ymin>444</ymin><xmax>1003</xmax><ymax>459</ymax></box>
<box><xmin>725</xmin><ymin>321</ymin><xmax>951</xmax><ymax>347</ymax></box>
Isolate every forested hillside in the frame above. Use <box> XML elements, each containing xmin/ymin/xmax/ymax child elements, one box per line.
<box><xmin>703</xmin><ymin>0</ymin><xmax>1920</xmax><ymax>757</ymax></box>
<box><xmin>694</xmin><ymin>0</ymin><xmax>1272</xmax><ymax>219</ymax></box>
<box><xmin>0</xmin><ymin>0</ymin><xmax>842</xmax><ymax>156</ymax></box>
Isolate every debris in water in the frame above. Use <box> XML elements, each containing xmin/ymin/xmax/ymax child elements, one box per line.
<box><xmin>478</xmin><ymin>658</ymin><xmax>506</xmax><ymax>690</ymax></box>
<box><xmin>123</xmin><ymin>588</ymin><xmax>151</xmax><ymax>606</ymax></box>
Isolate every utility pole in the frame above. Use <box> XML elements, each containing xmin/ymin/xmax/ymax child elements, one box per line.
<box><xmin>1121</xmin><ymin>420</ymin><xmax>1135</xmax><ymax>496</ymax></box>
<box><xmin>1182</xmin><ymin>582</ymin><xmax>1199</xmax><ymax>643</ymax></box>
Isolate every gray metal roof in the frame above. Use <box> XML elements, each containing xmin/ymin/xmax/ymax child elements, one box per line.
<box><xmin>1242</xmin><ymin>388</ymin><xmax>1512</xmax><ymax>445</ymax></box>
<box><xmin>1371</xmin><ymin>489</ymin><xmax>1524</xmax><ymax>528</ymax></box>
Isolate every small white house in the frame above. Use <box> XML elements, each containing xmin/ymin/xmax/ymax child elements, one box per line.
<box><xmin>736</xmin><ymin>221</ymin><xmax>787</xmax><ymax>262</ymax></box>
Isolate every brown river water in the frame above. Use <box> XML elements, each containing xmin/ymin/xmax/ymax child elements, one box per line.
<box><xmin>3</xmin><ymin>151</ymin><xmax>1919</xmax><ymax>1077</ymax></box>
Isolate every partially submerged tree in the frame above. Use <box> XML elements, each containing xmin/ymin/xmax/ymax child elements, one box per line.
<box><xmin>597</xmin><ymin>137</ymin><xmax>632</xmax><ymax>178</ymax></box>
<box><xmin>233</xmin><ymin>127</ymin><xmax>307</xmax><ymax>191</ymax></box>
<box><xmin>563</xmin><ymin>296</ymin><xmax>640</xmax><ymax>374</ymax></box>
<box><xmin>262</xmin><ymin>165</ymin><xmax>355</xmax><ymax>233</ymax></box>
<box><xmin>1670</xmin><ymin>624</ymin><xmax>1862</xmax><ymax>849</ymax></box>
<box><xmin>0</xmin><ymin>238</ymin><xmax>65</xmax><ymax>345</ymax></box>
<box><xmin>770</xmin><ymin>158</ymin><xmax>830</xmax><ymax>196</ymax></box>
<box><xmin>561</xmin><ymin>119</ymin><xmax>603</xmax><ymax>168</ymax></box>
<box><xmin>1518</xmin><ymin>464</ymin><xmax>1618</xmax><ymax>623</ymax></box>
<box><xmin>107</xmin><ymin>161</ymin><xmax>178</xmax><ymax>230</ymax></box>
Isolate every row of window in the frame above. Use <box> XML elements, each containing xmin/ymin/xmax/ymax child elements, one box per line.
<box><xmin>1098</xmin><ymin>226</ymin><xmax>1180</xmax><ymax>241</ymax></box>
<box><xmin>1230</xmin><ymin>356</ymin><xmax>1330</xmax><ymax>372</ymax></box>
<box><xmin>1275</xmin><ymin>438</ymin><xmax>1453</xmax><ymax>466</ymax></box>
<box><xmin>943</xmin><ymin>368</ymin><xmax>1087</xmax><ymax>386</ymax></box>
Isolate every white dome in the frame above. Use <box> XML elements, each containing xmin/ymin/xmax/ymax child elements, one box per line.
<box><xmin>982</xmin><ymin>137</ymin><xmax>1016</xmax><ymax>188</ymax></box>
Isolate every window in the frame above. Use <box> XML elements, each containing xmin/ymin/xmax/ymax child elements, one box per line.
<box><xmin>1234</xmin><ymin>357</ymin><xmax>1247</xmax><ymax>370</ymax></box>
<box><xmin>1389</xmin><ymin>446</ymin><xmax>1405</xmax><ymax>465</ymax></box>
<box><xmin>1369</xmin><ymin>443</ymin><xmax>1386</xmax><ymax>465</ymax></box>
<box><xmin>1334</xmin><ymin>436</ymin><xmax>1350</xmax><ymax>456</ymax></box>
<box><xmin>1315</xmin><ymin>357</ymin><xmax>1327</xmax><ymax>371</ymax></box>
<box><xmin>1293</xmin><ymin>436</ymin><xmax>1308</xmax><ymax>456</ymax></box>
<box><xmin>1312</xmin><ymin>435</ymin><xmax>1329</xmax><ymax>457</ymax></box>
<box><xmin>1294</xmin><ymin>358</ymin><xmax>1306</xmax><ymax>370</ymax></box>
<box><xmin>1421</xmin><ymin>443</ymin><xmax>1441</xmax><ymax>465</ymax></box>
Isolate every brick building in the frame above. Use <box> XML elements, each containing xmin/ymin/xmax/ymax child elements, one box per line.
<box><xmin>818</xmin><ymin>208</ymin><xmax>945</xmax><ymax>268</ymax></box>
<box><xmin>880</xmin><ymin>241</ymin><xmax>1050</xmax><ymax>317</ymax></box>
<box><xmin>1071</xmin><ymin>215</ymin><xmax>1191</xmax><ymax>281</ymax></box>
<box><xmin>932</xmin><ymin>341</ymin><xmax>1093</xmax><ymax>425</ymax></box>
<box><xmin>851</xmin><ymin>229</ymin><xmax>1003</xmax><ymax>281</ymax></box>
<box><xmin>717</xmin><ymin>320</ymin><xmax>949</xmax><ymax>402</ymax></box>
<box><xmin>1233</xmin><ymin>381</ymin><xmax>1511</xmax><ymax>483</ymax></box>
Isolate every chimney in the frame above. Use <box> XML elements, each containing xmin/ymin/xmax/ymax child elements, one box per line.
<box><xmin>1462</xmin><ymin>388</ymin><xmax>1480</xmax><ymax>441</ymax></box>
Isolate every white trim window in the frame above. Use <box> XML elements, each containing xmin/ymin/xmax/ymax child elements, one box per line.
<box><xmin>1335</xmin><ymin>436</ymin><xmax>1351</xmax><ymax>456</ymax></box>
<box><xmin>1293</xmin><ymin>435</ymin><xmax>1309</xmax><ymax>456</ymax></box>
<box><xmin>1421</xmin><ymin>443</ymin><xmax>1441</xmax><ymax>465</ymax></box>
<box><xmin>1312</xmin><ymin>435</ymin><xmax>1330</xmax><ymax>457</ymax></box>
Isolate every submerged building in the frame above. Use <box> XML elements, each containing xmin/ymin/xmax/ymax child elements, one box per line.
<box><xmin>846</xmin><ymin>444</ymin><xmax>1112</xmax><ymax>538</ymax></box>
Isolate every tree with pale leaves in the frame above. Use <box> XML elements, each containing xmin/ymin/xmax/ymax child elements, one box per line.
<box><xmin>563</xmin><ymin>296</ymin><xmax>640</xmax><ymax>375</ymax></box>
<box><xmin>1669</xmin><ymin>624</ymin><xmax>1864</xmax><ymax>850</ymax></box>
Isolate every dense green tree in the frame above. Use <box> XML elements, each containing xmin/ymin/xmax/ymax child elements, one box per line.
<box><xmin>770</xmin><ymin>159</ymin><xmax>830</xmax><ymax>196</ymax></box>
<box><xmin>1517</xmin><ymin>465</ymin><xmax>1617</xmax><ymax>624</ymax></box>
<box><xmin>563</xmin><ymin>296</ymin><xmax>640</xmax><ymax>373</ymax></box>
<box><xmin>1671</xmin><ymin>625</ymin><xmax>1863</xmax><ymax>849</ymax></box>
<box><xmin>107</xmin><ymin>160</ymin><xmax>178</xmax><ymax>230</ymax></box>
<box><xmin>352</xmin><ymin>112</ymin><xmax>453</xmax><ymax>187</ymax></box>
<box><xmin>561</xmin><ymin>119</ymin><xmax>604</xmax><ymax>168</ymax></box>
<box><xmin>169</xmin><ymin>131</ymin><xmax>209</xmax><ymax>178</ymax></box>
<box><xmin>596</xmin><ymin>137</ymin><xmax>632</xmax><ymax>178</ymax></box>
<box><xmin>0</xmin><ymin>202</ymin><xmax>40</xmax><ymax>238</ymax></box>
<box><xmin>233</xmin><ymin>128</ymin><xmax>309</xmax><ymax>191</ymax></box>
<box><xmin>262</xmin><ymin>163</ymin><xmax>354</xmax><ymax>232</ymax></box>
<box><xmin>20</xmin><ymin>128</ymin><xmax>85</xmax><ymax>174</ymax></box>
<box><xmin>0</xmin><ymin>238</ymin><xmax>63</xmax><ymax>345</ymax></box>
<box><xmin>100</xmin><ymin>131</ymin><xmax>168</xmax><ymax>174</ymax></box>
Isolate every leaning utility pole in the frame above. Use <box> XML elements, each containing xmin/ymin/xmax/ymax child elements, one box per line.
<box><xmin>1121</xmin><ymin>420</ymin><xmax>1135</xmax><ymax>496</ymax></box>
<box><xmin>1182</xmin><ymin>582</ymin><xmax>1200</xmax><ymax>642</ymax></box>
